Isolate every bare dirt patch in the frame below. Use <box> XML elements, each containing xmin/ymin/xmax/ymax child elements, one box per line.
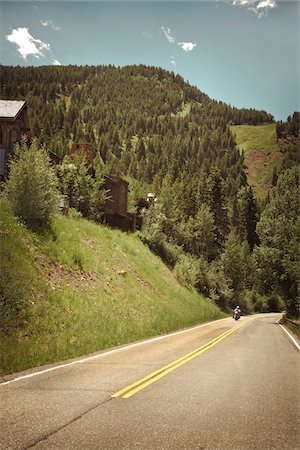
<box><xmin>244</xmin><ymin>149</ymin><xmax>266</xmax><ymax>180</ymax></box>
<box><xmin>36</xmin><ymin>253</ymin><xmax>99</xmax><ymax>291</ymax></box>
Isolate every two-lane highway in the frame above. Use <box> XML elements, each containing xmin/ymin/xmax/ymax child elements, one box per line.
<box><xmin>1</xmin><ymin>314</ymin><xmax>299</xmax><ymax>449</ymax></box>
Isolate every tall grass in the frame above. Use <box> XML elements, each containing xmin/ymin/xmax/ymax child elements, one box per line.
<box><xmin>0</xmin><ymin>201</ymin><xmax>224</xmax><ymax>376</ymax></box>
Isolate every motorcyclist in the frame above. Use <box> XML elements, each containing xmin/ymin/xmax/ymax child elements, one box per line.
<box><xmin>233</xmin><ymin>305</ymin><xmax>241</xmax><ymax>319</ymax></box>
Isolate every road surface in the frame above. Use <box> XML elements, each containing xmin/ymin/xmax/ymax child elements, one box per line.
<box><xmin>1</xmin><ymin>313</ymin><xmax>299</xmax><ymax>449</ymax></box>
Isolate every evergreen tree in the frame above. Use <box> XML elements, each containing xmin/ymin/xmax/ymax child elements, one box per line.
<box><xmin>237</xmin><ymin>186</ymin><xmax>259</xmax><ymax>251</ymax></box>
<box><xmin>5</xmin><ymin>139</ymin><xmax>59</xmax><ymax>230</ymax></box>
<box><xmin>221</xmin><ymin>231</ymin><xmax>249</xmax><ymax>303</ymax></box>
<box><xmin>254</xmin><ymin>166</ymin><xmax>300</xmax><ymax>317</ymax></box>
<box><xmin>207</xmin><ymin>169</ymin><xmax>229</xmax><ymax>251</ymax></box>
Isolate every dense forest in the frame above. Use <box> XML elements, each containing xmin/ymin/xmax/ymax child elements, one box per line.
<box><xmin>1</xmin><ymin>64</ymin><xmax>299</xmax><ymax>318</ymax></box>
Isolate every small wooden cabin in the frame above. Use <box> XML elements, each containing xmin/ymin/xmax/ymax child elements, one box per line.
<box><xmin>101</xmin><ymin>175</ymin><xmax>135</xmax><ymax>232</ymax></box>
<box><xmin>71</xmin><ymin>143</ymin><xmax>94</xmax><ymax>165</ymax></box>
<box><xmin>0</xmin><ymin>100</ymin><xmax>31</xmax><ymax>178</ymax></box>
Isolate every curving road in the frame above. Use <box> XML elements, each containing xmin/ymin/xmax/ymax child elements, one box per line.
<box><xmin>1</xmin><ymin>313</ymin><xmax>299</xmax><ymax>449</ymax></box>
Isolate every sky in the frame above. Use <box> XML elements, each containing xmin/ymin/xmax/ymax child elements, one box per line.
<box><xmin>0</xmin><ymin>0</ymin><xmax>299</xmax><ymax>120</ymax></box>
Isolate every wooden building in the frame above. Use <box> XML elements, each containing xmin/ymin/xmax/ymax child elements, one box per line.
<box><xmin>0</xmin><ymin>100</ymin><xmax>31</xmax><ymax>178</ymax></box>
<box><xmin>101</xmin><ymin>175</ymin><xmax>136</xmax><ymax>232</ymax></box>
<box><xmin>71</xmin><ymin>143</ymin><xmax>94</xmax><ymax>165</ymax></box>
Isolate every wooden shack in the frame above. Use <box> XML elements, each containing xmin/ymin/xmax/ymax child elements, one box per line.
<box><xmin>101</xmin><ymin>175</ymin><xmax>135</xmax><ymax>232</ymax></box>
<box><xmin>71</xmin><ymin>143</ymin><xmax>94</xmax><ymax>165</ymax></box>
<box><xmin>65</xmin><ymin>142</ymin><xmax>136</xmax><ymax>231</ymax></box>
<box><xmin>0</xmin><ymin>100</ymin><xmax>31</xmax><ymax>178</ymax></box>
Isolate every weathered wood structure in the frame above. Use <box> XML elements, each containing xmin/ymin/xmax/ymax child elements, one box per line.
<box><xmin>0</xmin><ymin>100</ymin><xmax>31</xmax><ymax>178</ymax></box>
<box><xmin>69</xmin><ymin>144</ymin><xmax>136</xmax><ymax>231</ymax></box>
<box><xmin>71</xmin><ymin>143</ymin><xmax>94</xmax><ymax>165</ymax></box>
<box><xmin>101</xmin><ymin>175</ymin><xmax>136</xmax><ymax>232</ymax></box>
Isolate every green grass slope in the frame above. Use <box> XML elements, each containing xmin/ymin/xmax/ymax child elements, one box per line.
<box><xmin>0</xmin><ymin>199</ymin><xmax>224</xmax><ymax>376</ymax></box>
<box><xmin>230</xmin><ymin>123</ymin><xmax>283</xmax><ymax>198</ymax></box>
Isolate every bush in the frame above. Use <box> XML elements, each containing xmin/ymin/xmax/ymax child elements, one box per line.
<box><xmin>286</xmin><ymin>297</ymin><xmax>300</xmax><ymax>319</ymax></box>
<box><xmin>266</xmin><ymin>293</ymin><xmax>285</xmax><ymax>312</ymax></box>
<box><xmin>68</xmin><ymin>207</ymin><xmax>83</xmax><ymax>220</ymax></box>
<box><xmin>251</xmin><ymin>292</ymin><xmax>269</xmax><ymax>313</ymax></box>
<box><xmin>57</xmin><ymin>154</ymin><xmax>107</xmax><ymax>221</ymax></box>
<box><xmin>144</xmin><ymin>234</ymin><xmax>182</xmax><ymax>268</ymax></box>
<box><xmin>174</xmin><ymin>255</ymin><xmax>199</xmax><ymax>289</ymax></box>
<box><xmin>239</xmin><ymin>290</ymin><xmax>255</xmax><ymax>315</ymax></box>
<box><xmin>141</xmin><ymin>206</ymin><xmax>182</xmax><ymax>268</ymax></box>
<box><xmin>249</xmin><ymin>290</ymin><xmax>285</xmax><ymax>313</ymax></box>
<box><xmin>5</xmin><ymin>139</ymin><xmax>59</xmax><ymax>230</ymax></box>
<box><xmin>206</xmin><ymin>260</ymin><xmax>233</xmax><ymax>310</ymax></box>
<box><xmin>174</xmin><ymin>254</ymin><xmax>210</xmax><ymax>296</ymax></box>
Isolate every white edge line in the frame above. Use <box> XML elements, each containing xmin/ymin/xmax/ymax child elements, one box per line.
<box><xmin>277</xmin><ymin>320</ymin><xmax>300</xmax><ymax>351</ymax></box>
<box><xmin>0</xmin><ymin>317</ymin><xmax>233</xmax><ymax>386</ymax></box>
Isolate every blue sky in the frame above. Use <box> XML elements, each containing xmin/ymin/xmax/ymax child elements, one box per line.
<box><xmin>0</xmin><ymin>1</ymin><xmax>299</xmax><ymax>120</ymax></box>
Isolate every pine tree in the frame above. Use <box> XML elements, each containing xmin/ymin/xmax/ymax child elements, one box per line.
<box><xmin>207</xmin><ymin>169</ymin><xmax>229</xmax><ymax>251</ymax></box>
<box><xmin>5</xmin><ymin>139</ymin><xmax>59</xmax><ymax>230</ymax></box>
<box><xmin>238</xmin><ymin>186</ymin><xmax>259</xmax><ymax>251</ymax></box>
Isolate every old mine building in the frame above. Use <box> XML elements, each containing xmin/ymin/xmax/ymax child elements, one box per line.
<box><xmin>0</xmin><ymin>100</ymin><xmax>31</xmax><ymax>178</ymax></box>
<box><xmin>101</xmin><ymin>175</ymin><xmax>136</xmax><ymax>232</ymax></box>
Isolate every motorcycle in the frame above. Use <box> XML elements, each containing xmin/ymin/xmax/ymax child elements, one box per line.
<box><xmin>233</xmin><ymin>310</ymin><xmax>241</xmax><ymax>320</ymax></box>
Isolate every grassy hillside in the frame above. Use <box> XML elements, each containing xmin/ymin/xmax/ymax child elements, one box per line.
<box><xmin>0</xmin><ymin>199</ymin><xmax>224</xmax><ymax>376</ymax></box>
<box><xmin>230</xmin><ymin>123</ymin><xmax>283</xmax><ymax>198</ymax></box>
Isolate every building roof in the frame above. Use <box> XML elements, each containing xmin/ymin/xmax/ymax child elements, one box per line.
<box><xmin>0</xmin><ymin>100</ymin><xmax>26</xmax><ymax>119</ymax></box>
<box><xmin>104</xmin><ymin>174</ymin><xmax>129</xmax><ymax>185</ymax></box>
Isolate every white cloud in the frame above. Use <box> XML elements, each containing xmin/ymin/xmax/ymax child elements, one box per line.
<box><xmin>161</xmin><ymin>25</ymin><xmax>197</xmax><ymax>62</ymax></box>
<box><xmin>6</xmin><ymin>27</ymin><xmax>50</xmax><ymax>60</ymax></box>
<box><xmin>52</xmin><ymin>59</ymin><xmax>61</xmax><ymax>66</ymax></box>
<box><xmin>232</xmin><ymin>0</ymin><xmax>255</xmax><ymax>4</ymax></box>
<box><xmin>142</xmin><ymin>32</ymin><xmax>153</xmax><ymax>39</ymax></box>
<box><xmin>178</xmin><ymin>42</ymin><xmax>197</xmax><ymax>52</ymax></box>
<box><xmin>255</xmin><ymin>0</ymin><xmax>276</xmax><ymax>13</ymax></box>
<box><xmin>169</xmin><ymin>57</ymin><xmax>176</xmax><ymax>66</ymax></box>
<box><xmin>41</xmin><ymin>20</ymin><xmax>60</xmax><ymax>31</ymax></box>
<box><xmin>230</xmin><ymin>0</ymin><xmax>277</xmax><ymax>17</ymax></box>
<box><xmin>161</xmin><ymin>26</ymin><xmax>176</xmax><ymax>44</ymax></box>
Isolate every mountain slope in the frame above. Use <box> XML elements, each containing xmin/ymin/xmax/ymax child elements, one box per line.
<box><xmin>1</xmin><ymin>65</ymin><xmax>273</xmax><ymax>194</ymax></box>
<box><xmin>230</xmin><ymin>123</ymin><xmax>283</xmax><ymax>198</ymax></box>
<box><xmin>0</xmin><ymin>199</ymin><xmax>224</xmax><ymax>376</ymax></box>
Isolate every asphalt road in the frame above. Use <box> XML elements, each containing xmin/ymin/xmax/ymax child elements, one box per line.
<box><xmin>1</xmin><ymin>314</ymin><xmax>299</xmax><ymax>449</ymax></box>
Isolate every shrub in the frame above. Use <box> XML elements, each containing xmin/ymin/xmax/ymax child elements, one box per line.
<box><xmin>4</xmin><ymin>139</ymin><xmax>59</xmax><ymax>230</ymax></box>
<box><xmin>57</xmin><ymin>154</ymin><xmax>107</xmax><ymax>221</ymax></box>
<box><xmin>249</xmin><ymin>289</ymin><xmax>285</xmax><ymax>313</ymax></box>
<box><xmin>239</xmin><ymin>290</ymin><xmax>255</xmax><ymax>315</ymax></box>
<box><xmin>174</xmin><ymin>254</ymin><xmax>210</xmax><ymax>296</ymax></box>
<box><xmin>266</xmin><ymin>293</ymin><xmax>285</xmax><ymax>312</ymax></box>
<box><xmin>174</xmin><ymin>255</ymin><xmax>199</xmax><ymax>289</ymax></box>
<box><xmin>143</xmin><ymin>234</ymin><xmax>182</xmax><ymax>268</ymax></box>
<box><xmin>286</xmin><ymin>297</ymin><xmax>300</xmax><ymax>319</ymax></box>
<box><xmin>141</xmin><ymin>205</ymin><xmax>182</xmax><ymax>267</ymax></box>
<box><xmin>252</xmin><ymin>292</ymin><xmax>269</xmax><ymax>313</ymax></box>
<box><xmin>68</xmin><ymin>207</ymin><xmax>83</xmax><ymax>220</ymax></box>
<box><xmin>206</xmin><ymin>260</ymin><xmax>233</xmax><ymax>310</ymax></box>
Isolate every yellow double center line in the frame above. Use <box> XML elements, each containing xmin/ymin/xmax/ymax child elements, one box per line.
<box><xmin>112</xmin><ymin>322</ymin><xmax>244</xmax><ymax>399</ymax></box>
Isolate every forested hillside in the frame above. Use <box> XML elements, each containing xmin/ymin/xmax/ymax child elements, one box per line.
<box><xmin>1</xmin><ymin>65</ymin><xmax>272</xmax><ymax>182</ymax></box>
<box><xmin>1</xmin><ymin>65</ymin><xmax>298</xmax><ymax>319</ymax></box>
